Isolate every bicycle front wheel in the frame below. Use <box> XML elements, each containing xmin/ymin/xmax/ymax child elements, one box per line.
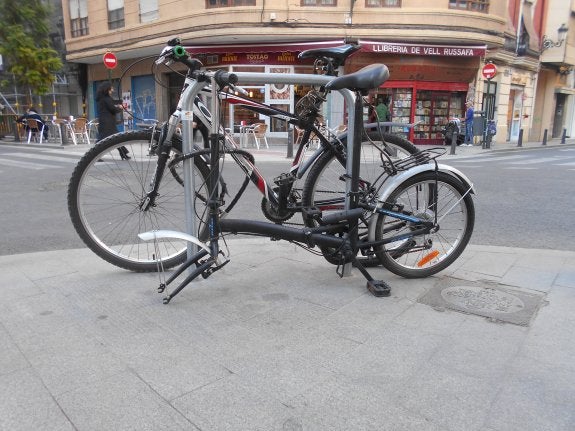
<box><xmin>67</xmin><ymin>130</ymin><xmax>210</xmax><ymax>272</ymax></box>
<box><xmin>374</xmin><ymin>171</ymin><xmax>474</xmax><ymax>278</ymax></box>
<box><xmin>301</xmin><ymin>131</ymin><xmax>418</xmax><ymax>265</ymax></box>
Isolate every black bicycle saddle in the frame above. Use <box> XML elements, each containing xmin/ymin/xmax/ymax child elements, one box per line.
<box><xmin>325</xmin><ymin>64</ymin><xmax>389</xmax><ymax>93</ymax></box>
<box><xmin>298</xmin><ymin>44</ymin><xmax>362</xmax><ymax>67</ymax></box>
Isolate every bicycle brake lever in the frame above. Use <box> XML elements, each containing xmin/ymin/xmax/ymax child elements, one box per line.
<box><xmin>229</xmin><ymin>84</ymin><xmax>249</xmax><ymax>96</ymax></box>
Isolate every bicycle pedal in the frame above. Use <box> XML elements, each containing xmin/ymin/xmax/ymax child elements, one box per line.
<box><xmin>366</xmin><ymin>280</ymin><xmax>391</xmax><ymax>297</ymax></box>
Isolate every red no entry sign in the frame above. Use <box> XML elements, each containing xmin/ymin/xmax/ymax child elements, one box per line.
<box><xmin>103</xmin><ymin>52</ymin><xmax>118</xmax><ymax>69</ymax></box>
<box><xmin>482</xmin><ymin>63</ymin><xmax>497</xmax><ymax>80</ymax></box>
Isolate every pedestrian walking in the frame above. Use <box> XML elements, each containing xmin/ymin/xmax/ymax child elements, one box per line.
<box><xmin>464</xmin><ymin>101</ymin><xmax>474</xmax><ymax>146</ymax></box>
<box><xmin>96</xmin><ymin>82</ymin><xmax>129</xmax><ymax>159</ymax></box>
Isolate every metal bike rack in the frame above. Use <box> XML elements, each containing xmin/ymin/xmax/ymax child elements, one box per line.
<box><xmin>180</xmin><ymin>72</ymin><xmax>356</xmax><ymax>272</ymax></box>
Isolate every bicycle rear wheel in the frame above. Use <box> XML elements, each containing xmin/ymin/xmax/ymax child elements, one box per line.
<box><xmin>373</xmin><ymin>171</ymin><xmax>474</xmax><ymax>278</ymax></box>
<box><xmin>301</xmin><ymin>131</ymin><xmax>418</xmax><ymax>265</ymax></box>
<box><xmin>67</xmin><ymin>130</ymin><xmax>210</xmax><ymax>272</ymax></box>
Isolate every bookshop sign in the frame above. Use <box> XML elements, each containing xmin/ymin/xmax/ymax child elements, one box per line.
<box><xmin>361</xmin><ymin>41</ymin><xmax>486</xmax><ymax>57</ymax></box>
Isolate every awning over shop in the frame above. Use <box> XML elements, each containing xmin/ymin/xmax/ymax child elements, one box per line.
<box><xmin>185</xmin><ymin>40</ymin><xmax>346</xmax><ymax>55</ymax></box>
<box><xmin>185</xmin><ymin>39</ymin><xmax>486</xmax><ymax>57</ymax></box>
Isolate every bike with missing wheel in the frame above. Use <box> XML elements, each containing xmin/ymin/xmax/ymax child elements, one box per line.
<box><xmin>67</xmin><ymin>40</ymin><xmax>420</xmax><ymax>273</ymax></box>
<box><xmin>134</xmin><ymin>42</ymin><xmax>475</xmax><ymax>303</ymax></box>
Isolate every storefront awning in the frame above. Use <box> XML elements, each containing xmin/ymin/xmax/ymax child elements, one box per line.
<box><xmin>185</xmin><ymin>40</ymin><xmax>486</xmax><ymax>57</ymax></box>
<box><xmin>185</xmin><ymin>40</ymin><xmax>346</xmax><ymax>55</ymax></box>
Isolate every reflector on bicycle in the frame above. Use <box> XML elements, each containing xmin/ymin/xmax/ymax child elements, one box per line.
<box><xmin>417</xmin><ymin>250</ymin><xmax>440</xmax><ymax>267</ymax></box>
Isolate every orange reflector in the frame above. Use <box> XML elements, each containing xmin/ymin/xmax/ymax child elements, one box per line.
<box><xmin>417</xmin><ymin>250</ymin><xmax>440</xmax><ymax>267</ymax></box>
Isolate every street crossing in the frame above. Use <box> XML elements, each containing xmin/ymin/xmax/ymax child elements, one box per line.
<box><xmin>1</xmin><ymin>145</ymin><xmax>575</xmax><ymax>172</ymax></box>
<box><xmin>447</xmin><ymin>148</ymin><xmax>575</xmax><ymax>171</ymax></box>
<box><xmin>0</xmin><ymin>147</ymin><xmax>88</xmax><ymax>172</ymax></box>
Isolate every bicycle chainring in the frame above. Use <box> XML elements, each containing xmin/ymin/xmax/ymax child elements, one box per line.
<box><xmin>260</xmin><ymin>189</ymin><xmax>298</xmax><ymax>223</ymax></box>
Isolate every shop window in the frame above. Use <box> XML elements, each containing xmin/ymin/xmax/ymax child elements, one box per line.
<box><xmin>140</xmin><ymin>0</ymin><xmax>159</xmax><ymax>22</ymax></box>
<box><xmin>108</xmin><ymin>0</ymin><xmax>125</xmax><ymax>29</ymax></box>
<box><xmin>373</xmin><ymin>88</ymin><xmax>412</xmax><ymax>141</ymax></box>
<box><xmin>69</xmin><ymin>0</ymin><xmax>89</xmax><ymax>37</ymax></box>
<box><xmin>206</xmin><ymin>0</ymin><xmax>256</xmax><ymax>8</ymax></box>
<box><xmin>365</xmin><ymin>0</ymin><xmax>400</xmax><ymax>7</ymax></box>
<box><xmin>301</xmin><ymin>0</ymin><xmax>337</xmax><ymax>6</ymax></box>
<box><xmin>449</xmin><ymin>0</ymin><xmax>489</xmax><ymax>12</ymax></box>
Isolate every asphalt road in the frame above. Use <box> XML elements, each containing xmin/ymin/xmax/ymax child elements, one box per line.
<box><xmin>0</xmin><ymin>144</ymin><xmax>573</xmax><ymax>256</ymax></box>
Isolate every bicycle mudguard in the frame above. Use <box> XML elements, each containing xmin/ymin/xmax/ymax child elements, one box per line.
<box><xmin>138</xmin><ymin>230</ymin><xmax>211</xmax><ymax>254</ymax></box>
<box><xmin>366</xmin><ymin>163</ymin><xmax>475</xmax><ymax>241</ymax></box>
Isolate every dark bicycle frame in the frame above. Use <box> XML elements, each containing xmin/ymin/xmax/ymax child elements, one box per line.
<box><xmin>145</xmin><ymin>79</ymin><xmax>398</xmax><ymax>219</ymax></box>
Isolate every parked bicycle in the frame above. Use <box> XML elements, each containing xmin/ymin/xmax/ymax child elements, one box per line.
<box><xmin>68</xmin><ymin>39</ymin><xmax>420</xmax><ymax>272</ymax></box>
<box><xmin>133</xmin><ymin>42</ymin><xmax>475</xmax><ymax>303</ymax></box>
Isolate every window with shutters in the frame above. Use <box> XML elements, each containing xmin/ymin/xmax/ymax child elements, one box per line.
<box><xmin>69</xmin><ymin>0</ymin><xmax>89</xmax><ymax>37</ymax></box>
<box><xmin>448</xmin><ymin>0</ymin><xmax>489</xmax><ymax>13</ymax></box>
<box><xmin>300</xmin><ymin>0</ymin><xmax>336</xmax><ymax>5</ymax></box>
<box><xmin>140</xmin><ymin>0</ymin><xmax>159</xmax><ymax>22</ymax></box>
<box><xmin>206</xmin><ymin>0</ymin><xmax>256</xmax><ymax>8</ymax></box>
<box><xmin>108</xmin><ymin>0</ymin><xmax>125</xmax><ymax>29</ymax></box>
<box><xmin>366</xmin><ymin>0</ymin><xmax>400</xmax><ymax>7</ymax></box>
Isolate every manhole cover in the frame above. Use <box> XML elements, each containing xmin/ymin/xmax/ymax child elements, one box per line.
<box><xmin>418</xmin><ymin>277</ymin><xmax>546</xmax><ymax>326</ymax></box>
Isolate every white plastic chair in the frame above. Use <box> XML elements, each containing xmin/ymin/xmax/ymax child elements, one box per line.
<box><xmin>52</xmin><ymin>118</ymin><xmax>75</xmax><ymax>145</ymax></box>
<box><xmin>25</xmin><ymin>119</ymin><xmax>46</xmax><ymax>144</ymax></box>
<box><xmin>71</xmin><ymin>117</ymin><xmax>91</xmax><ymax>144</ymax></box>
<box><xmin>246</xmin><ymin>123</ymin><xmax>269</xmax><ymax>149</ymax></box>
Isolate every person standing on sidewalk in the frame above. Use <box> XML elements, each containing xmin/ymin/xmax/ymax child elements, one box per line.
<box><xmin>96</xmin><ymin>82</ymin><xmax>129</xmax><ymax>159</ymax></box>
<box><xmin>464</xmin><ymin>101</ymin><xmax>474</xmax><ymax>146</ymax></box>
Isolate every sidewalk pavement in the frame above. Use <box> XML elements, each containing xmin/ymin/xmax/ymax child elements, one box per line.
<box><xmin>1</xmin><ymin>135</ymin><xmax>575</xmax><ymax>430</ymax></box>
<box><xmin>1</xmin><ymin>240</ymin><xmax>575</xmax><ymax>430</ymax></box>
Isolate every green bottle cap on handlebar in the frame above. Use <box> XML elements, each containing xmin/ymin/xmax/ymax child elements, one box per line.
<box><xmin>173</xmin><ymin>46</ymin><xmax>187</xmax><ymax>58</ymax></box>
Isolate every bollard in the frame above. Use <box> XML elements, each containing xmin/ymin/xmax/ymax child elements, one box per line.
<box><xmin>287</xmin><ymin>126</ymin><xmax>293</xmax><ymax>158</ymax></box>
<box><xmin>561</xmin><ymin>128</ymin><xmax>566</xmax><ymax>144</ymax></box>
<box><xmin>517</xmin><ymin>129</ymin><xmax>523</xmax><ymax>147</ymax></box>
<box><xmin>542</xmin><ymin>129</ymin><xmax>547</xmax><ymax>146</ymax></box>
<box><xmin>59</xmin><ymin>123</ymin><xmax>69</xmax><ymax>145</ymax></box>
<box><xmin>11</xmin><ymin>120</ymin><xmax>20</xmax><ymax>142</ymax></box>
<box><xmin>449</xmin><ymin>128</ymin><xmax>457</xmax><ymax>155</ymax></box>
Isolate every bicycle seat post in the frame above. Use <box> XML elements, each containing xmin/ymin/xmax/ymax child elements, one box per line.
<box><xmin>207</xmin><ymin>75</ymin><xmax>222</xmax><ymax>257</ymax></box>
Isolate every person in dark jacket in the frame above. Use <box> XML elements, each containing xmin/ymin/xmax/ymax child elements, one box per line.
<box><xmin>17</xmin><ymin>107</ymin><xmax>49</xmax><ymax>139</ymax></box>
<box><xmin>96</xmin><ymin>82</ymin><xmax>129</xmax><ymax>159</ymax></box>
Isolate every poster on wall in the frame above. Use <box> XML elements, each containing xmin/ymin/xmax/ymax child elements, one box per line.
<box><xmin>122</xmin><ymin>91</ymin><xmax>132</xmax><ymax>128</ymax></box>
<box><xmin>268</xmin><ymin>67</ymin><xmax>293</xmax><ymax>101</ymax></box>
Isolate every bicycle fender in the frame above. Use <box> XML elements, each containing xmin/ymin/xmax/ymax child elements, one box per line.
<box><xmin>367</xmin><ymin>164</ymin><xmax>475</xmax><ymax>241</ymax></box>
<box><xmin>138</xmin><ymin>230</ymin><xmax>211</xmax><ymax>254</ymax></box>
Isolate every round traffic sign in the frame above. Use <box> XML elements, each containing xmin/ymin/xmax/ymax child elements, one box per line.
<box><xmin>482</xmin><ymin>63</ymin><xmax>497</xmax><ymax>80</ymax></box>
<box><xmin>103</xmin><ymin>52</ymin><xmax>118</xmax><ymax>69</ymax></box>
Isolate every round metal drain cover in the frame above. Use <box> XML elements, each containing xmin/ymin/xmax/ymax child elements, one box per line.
<box><xmin>441</xmin><ymin>285</ymin><xmax>525</xmax><ymax>314</ymax></box>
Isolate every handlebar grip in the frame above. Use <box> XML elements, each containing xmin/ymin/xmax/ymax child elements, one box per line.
<box><xmin>173</xmin><ymin>45</ymin><xmax>187</xmax><ymax>59</ymax></box>
<box><xmin>214</xmin><ymin>70</ymin><xmax>238</xmax><ymax>87</ymax></box>
<box><xmin>169</xmin><ymin>45</ymin><xmax>203</xmax><ymax>71</ymax></box>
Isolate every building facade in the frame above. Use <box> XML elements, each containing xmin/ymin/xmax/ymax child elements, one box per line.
<box><xmin>60</xmin><ymin>0</ymin><xmax>573</xmax><ymax>143</ymax></box>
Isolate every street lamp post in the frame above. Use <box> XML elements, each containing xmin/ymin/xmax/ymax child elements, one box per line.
<box><xmin>541</xmin><ymin>23</ymin><xmax>568</xmax><ymax>52</ymax></box>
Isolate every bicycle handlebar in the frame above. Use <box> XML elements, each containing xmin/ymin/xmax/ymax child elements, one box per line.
<box><xmin>156</xmin><ymin>44</ymin><xmax>237</xmax><ymax>87</ymax></box>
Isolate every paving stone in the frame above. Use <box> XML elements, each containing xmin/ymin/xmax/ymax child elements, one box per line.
<box><xmin>0</xmin><ymin>368</ymin><xmax>75</xmax><ymax>431</ymax></box>
<box><xmin>56</xmin><ymin>370</ymin><xmax>196</xmax><ymax>431</ymax></box>
<box><xmin>172</xmin><ymin>374</ymin><xmax>294</xmax><ymax>431</ymax></box>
